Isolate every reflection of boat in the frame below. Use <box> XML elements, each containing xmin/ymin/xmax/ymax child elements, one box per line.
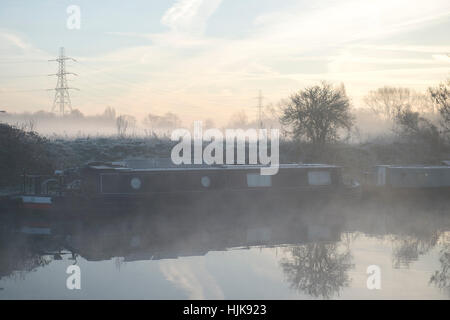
<box><xmin>3</xmin><ymin>161</ymin><xmax>361</xmax><ymax>215</ymax></box>
<box><xmin>0</xmin><ymin>208</ymin><xmax>344</xmax><ymax>269</ymax></box>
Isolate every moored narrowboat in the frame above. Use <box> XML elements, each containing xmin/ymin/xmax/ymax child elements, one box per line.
<box><xmin>3</xmin><ymin>160</ymin><xmax>360</xmax><ymax>215</ymax></box>
<box><xmin>363</xmin><ymin>164</ymin><xmax>450</xmax><ymax>200</ymax></box>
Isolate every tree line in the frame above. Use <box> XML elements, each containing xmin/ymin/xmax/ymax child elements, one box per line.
<box><xmin>1</xmin><ymin>79</ymin><xmax>449</xmax><ymax>144</ymax></box>
<box><xmin>279</xmin><ymin>79</ymin><xmax>450</xmax><ymax>147</ymax></box>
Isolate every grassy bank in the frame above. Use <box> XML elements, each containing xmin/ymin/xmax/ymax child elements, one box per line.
<box><xmin>1</xmin><ymin>123</ymin><xmax>449</xmax><ymax>189</ymax></box>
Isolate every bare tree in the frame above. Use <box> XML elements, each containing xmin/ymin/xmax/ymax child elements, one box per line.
<box><xmin>143</xmin><ymin>112</ymin><xmax>181</xmax><ymax>132</ymax></box>
<box><xmin>116</xmin><ymin>115</ymin><xmax>136</xmax><ymax>137</ymax></box>
<box><xmin>69</xmin><ymin>109</ymin><xmax>84</xmax><ymax>119</ymax></box>
<box><xmin>227</xmin><ymin>110</ymin><xmax>249</xmax><ymax>128</ymax></box>
<box><xmin>27</xmin><ymin>119</ymin><xmax>36</xmax><ymax>132</ymax></box>
<box><xmin>17</xmin><ymin>119</ymin><xmax>36</xmax><ymax>132</ymax></box>
<box><xmin>394</xmin><ymin>109</ymin><xmax>440</xmax><ymax>147</ymax></box>
<box><xmin>279</xmin><ymin>82</ymin><xmax>354</xmax><ymax>144</ymax></box>
<box><xmin>429</xmin><ymin>79</ymin><xmax>450</xmax><ymax>134</ymax></box>
<box><xmin>364</xmin><ymin>87</ymin><xmax>431</xmax><ymax>120</ymax></box>
<box><xmin>103</xmin><ymin>106</ymin><xmax>116</xmax><ymax>120</ymax></box>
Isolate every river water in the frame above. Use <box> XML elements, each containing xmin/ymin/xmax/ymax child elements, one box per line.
<box><xmin>0</xmin><ymin>199</ymin><xmax>449</xmax><ymax>299</ymax></box>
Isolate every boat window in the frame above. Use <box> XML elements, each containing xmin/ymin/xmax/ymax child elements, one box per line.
<box><xmin>130</xmin><ymin>177</ymin><xmax>142</xmax><ymax>190</ymax></box>
<box><xmin>247</xmin><ymin>174</ymin><xmax>271</xmax><ymax>187</ymax></box>
<box><xmin>307</xmin><ymin>171</ymin><xmax>331</xmax><ymax>186</ymax></box>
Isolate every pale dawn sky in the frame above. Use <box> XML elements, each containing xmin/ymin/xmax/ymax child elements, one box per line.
<box><xmin>0</xmin><ymin>0</ymin><xmax>449</xmax><ymax>124</ymax></box>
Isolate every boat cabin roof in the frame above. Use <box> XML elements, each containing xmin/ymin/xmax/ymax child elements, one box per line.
<box><xmin>85</xmin><ymin>162</ymin><xmax>340</xmax><ymax>173</ymax></box>
<box><xmin>375</xmin><ymin>165</ymin><xmax>450</xmax><ymax>170</ymax></box>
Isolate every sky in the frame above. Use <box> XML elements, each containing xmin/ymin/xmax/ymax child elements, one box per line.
<box><xmin>0</xmin><ymin>0</ymin><xmax>449</xmax><ymax>125</ymax></box>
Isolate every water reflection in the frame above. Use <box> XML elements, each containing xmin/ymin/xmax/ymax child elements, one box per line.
<box><xmin>392</xmin><ymin>235</ymin><xmax>439</xmax><ymax>269</ymax></box>
<box><xmin>280</xmin><ymin>243</ymin><xmax>353</xmax><ymax>299</ymax></box>
<box><xmin>430</xmin><ymin>236</ymin><xmax>450</xmax><ymax>296</ymax></box>
<box><xmin>0</xmin><ymin>198</ymin><xmax>449</xmax><ymax>299</ymax></box>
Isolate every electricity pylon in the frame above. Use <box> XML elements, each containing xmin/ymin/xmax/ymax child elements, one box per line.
<box><xmin>256</xmin><ymin>90</ymin><xmax>264</xmax><ymax>129</ymax></box>
<box><xmin>48</xmin><ymin>47</ymin><xmax>78</xmax><ymax>115</ymax></box>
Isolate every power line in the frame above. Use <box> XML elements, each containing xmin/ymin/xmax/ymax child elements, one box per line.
<box><xmin>0</xmin><ymin>59</ymin><xmax>51</xmax><ymax>64</ymax></box>
<box><xmin>76</xmin><ymin>61</ymin><xmax>148</xmax><ymax>89</ymax></box>
<box><xmin>0</xmin><ymin>74</ymin><xmax>49</xmax><ymax>79</ymax></box>
<box><xmin>0</xmin><ymin>89</ymin><xmax>49</xmax><ymax>93</ymax></box>
<box><xmin>48</xmin><ymin>47</ymin><xmax>79</xmax><ymax>115</ymax></box>
<box><xmin>1</xmin><ymin>53</ymin><xmax>174</xmax><ymax>113</ymax></box>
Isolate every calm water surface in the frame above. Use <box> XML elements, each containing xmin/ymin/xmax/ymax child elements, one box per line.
<box><xmin>0</xmin><ymin>199</ymin><xmax>449</xmax><ymax>299</ymax></box>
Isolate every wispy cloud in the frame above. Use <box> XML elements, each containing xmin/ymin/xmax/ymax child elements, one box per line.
<box><xmin>1</xmin><ymin>0</ymin><xmax>449</xmax><ymax>120</ymax></box>
<box><xmin>353</xmin><ymin>44</ymin><xmax>450</xmax><ymax>54</ymax></box>
<box><xmin>0</xmin><ymin>31</ymin><xmax>30</xmax><ymax>50</ymax></box>
<box><xmin>161</xmin><ymin>0</ymin><xmax>223</xmax><ymax>34</ymax></box>
<box><xmin>159</xmin><ymin>259</ymin><xmax>224</xmax><ymax>299</ymax></box>
<box><xmin>432</xmin><ymin>54</ymin><xmax>450</xmax><ymax>63</ymax></box>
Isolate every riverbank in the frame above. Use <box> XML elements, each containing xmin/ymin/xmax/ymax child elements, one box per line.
<box><xmin>1</xmin><ymin>122</ymin><xmax>449</xmax><ymax>189</ymax></box>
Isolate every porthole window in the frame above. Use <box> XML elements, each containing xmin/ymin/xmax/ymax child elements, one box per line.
<box><xmin>201</xmin><ymin>176</ymin><xmax>211</xmax><ymax>188</ymax></box>
<box><xmin>130</xmin><ymin>177</ymin><xmax>142</xmax><ymax>190</ymax></box>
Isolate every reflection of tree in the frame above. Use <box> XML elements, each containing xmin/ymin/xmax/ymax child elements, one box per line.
<box><xmin>0</xmin><ymin>229</ymin><xmax>54</xmax><ymax>281</ymax></box>
<box><xmin>392</xmin><ymin>234</ymin><xmax>439</xmax><ymax>269</ymax></box>
<box><xmin>0</xmin><ymin>252</ymin><xmax>52</xmax><ymax>281</ymax></box>
<box><xmin>280</xmin><ymin>243</ymin><xmax>353</xmax><ymax>299</ymax></box>
<box><xmin>430</xmin><ymin>240</ymin><xmax>450</xmax><ymax>294</ymax></box>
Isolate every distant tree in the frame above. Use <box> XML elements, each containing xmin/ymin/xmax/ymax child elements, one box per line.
<box><xmin>116</xmin><ymin>115</ymin><xmax>136</xmax><ymax>137</ymax></box>
<box><xmin>364</xmin><ymin>86</ymin><xmax>431</xmax><ymax>120</ymax></box>
<box><xmin>69</xmin><ymin>109</ymin><xmax>84</xmax><ymax>119</ymax></box>
<box><xmin>227</xmin><ymin>110</ymin><xmax>249</xmax><ymax>128</ymax></box>
<box><xmin>143</xmin><ymin>112</ymin><xmax>181</xmax><ymax>131</ymax></box>
<box><xmin>429</xmin><ymin>79</ymin><xmax>450</xmax><ymax>134</ymax></box>
<box><xmin>103</xmin><ymin>106</ymin><xmax>116</xmax><ymax>120</ymax></box>
<box><xmin>394</xmin><ymin>109</ymin><xmax>440</xmax><ymax>146</ymax></box>
<box><xmin>204</xmin><ymin>118</ymin><xmax>215</xmax><ymax>129</ymax></box>
<box><xmin>279</xmin><ymin>82</ymin><xmax>354</xmax><ymax>144</ymax></box>
<box><xmin>17</xmin><ymin>119</ymin><xmax>36</xmax><ymax>132</ymax></box>
<box><xmin>33</xmin><ymin>110</ymin><xmax>56</xmax><ymax>119</ymax></box>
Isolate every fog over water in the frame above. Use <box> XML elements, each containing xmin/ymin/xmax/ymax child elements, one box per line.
<box><xmin>1</xmin><ymin>197</ymin><xmax>449</xmax><ymax>299</ymax></box>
